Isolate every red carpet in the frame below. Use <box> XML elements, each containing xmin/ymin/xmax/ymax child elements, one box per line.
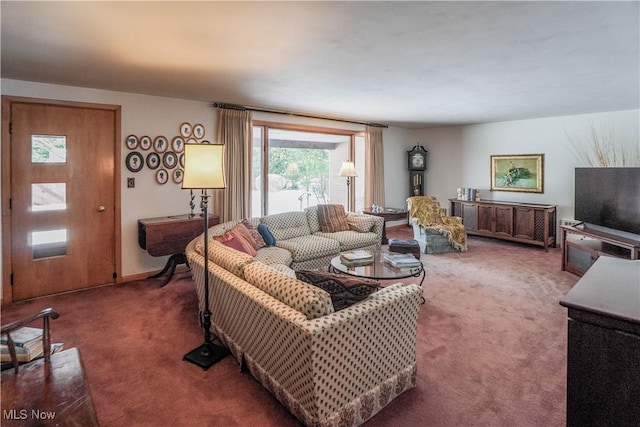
<box><xmin>1</xmin><ymin>227</ymin><xmax>578</xmax><ymax>426</ymax></box>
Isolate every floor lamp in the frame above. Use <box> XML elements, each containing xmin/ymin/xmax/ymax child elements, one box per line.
<box><xmin>339</xmin><ymin>161</ymin><xmax>357</xmax><ymax>210</ymax></box>
<box><xmin>182</xmin><ymin>143</ymin><xmax>230</xmax><ymax>370</ymax></box>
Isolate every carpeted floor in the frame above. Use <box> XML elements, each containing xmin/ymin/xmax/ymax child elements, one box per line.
<box><xmin>1</xmin><ymin>227</ymin><xmax>579</xmax><ymax>426</ymax></box>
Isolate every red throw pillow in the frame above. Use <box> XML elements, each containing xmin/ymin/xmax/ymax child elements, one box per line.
<box><xmin>317</xmin><ymin>204</ymin><xmax>350</xmax><ymax>233</ymax></box>
<box><xmin>220</xmin><ymin>236</ymin><xmax>256</xmax><ymax>256</ymax></box>
<box><xmin>230</xmin><ymin>223</ymin><xmax>258</xmax><ymax>249</ymax></box>
<box><xmin>214</xmin><ymin>228</ymin><xmax>257</xmax><ymax>256</ymax></box>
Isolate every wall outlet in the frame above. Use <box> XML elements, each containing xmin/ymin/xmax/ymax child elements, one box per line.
<box><xmin>127</xmin><ymin>178</ymin><xmax>135</xmax><ymax>188</ymax></box>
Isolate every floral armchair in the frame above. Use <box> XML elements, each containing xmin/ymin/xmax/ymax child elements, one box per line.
<box><xmin>406</xmin><ymin>196</ymin><xmax>468</xmax><ymax>253</ymax></box>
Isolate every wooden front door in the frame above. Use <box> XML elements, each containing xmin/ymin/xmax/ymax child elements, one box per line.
<box><xmin>4</xmin><ymin>98</ymin><xmax>120</xmax><ymax>301</ymax></box>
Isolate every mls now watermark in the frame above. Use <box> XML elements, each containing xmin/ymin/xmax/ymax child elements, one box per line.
<box><xmin>4</xmin><ymin>409</ymin><xmax>56</xmax><ymax>421</ymax></box>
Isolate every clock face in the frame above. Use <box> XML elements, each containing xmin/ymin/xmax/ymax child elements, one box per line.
<box><xmin>412</xmin><ymin>153</ymin><xmax>424</xmax><ymax>168</ymax></box>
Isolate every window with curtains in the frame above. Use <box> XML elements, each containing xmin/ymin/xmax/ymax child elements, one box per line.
<box><xmin>251</xmin><ymin>123</ymin><xmax>364</xmax><ymax>216</ymax></box>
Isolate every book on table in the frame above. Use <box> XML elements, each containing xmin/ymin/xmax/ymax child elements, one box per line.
<box><xmin>340</xmin><ymin>250</ymin><xmax>374</xmax><ymax>262</ymax></box>
<box><xmin>0</xmin><ymin>341</ymin><xmax>63</xmax><ymax>363</ymax></box>
<box><xmin>0</xmin><ymin>326</ymin><xmax>43</xmax><ymax>347</ymax></box>
<box><xmin>383</xmin><ymin>253</ymin><xmax>422</xmax><ymax>268</ymax></box>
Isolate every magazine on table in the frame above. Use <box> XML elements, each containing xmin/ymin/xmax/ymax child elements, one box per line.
<box><xmin>383</xmin><ymin>253</ymin><xmax>422</xmax><ymax>268</ymax></box>
<box><xmin>340</xmin><ymin>250</ymin><xmax>374</xmax><ymax>262</ymax></box>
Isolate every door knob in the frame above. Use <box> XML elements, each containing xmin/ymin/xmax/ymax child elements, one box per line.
<box><xmin>97</xmin><ymin>206</ymin><xmax>106</xmax><ymax>212</ymax></box>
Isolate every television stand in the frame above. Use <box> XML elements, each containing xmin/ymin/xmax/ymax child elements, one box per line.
<box><xmin>561</xmin><ymin>224</ymin><xmax>640</xmax><ymax>276</ymax></box>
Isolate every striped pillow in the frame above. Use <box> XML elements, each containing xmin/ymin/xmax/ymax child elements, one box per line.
<box><xmin>317</xmin><ymin>204</ymin><xmax>350</xmax><ymax>233</ymax></box>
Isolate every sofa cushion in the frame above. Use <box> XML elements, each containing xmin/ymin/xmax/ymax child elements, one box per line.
<box><xmin>195</xmin><ymin>238</ymin><xmax>254</xmax><ymax>278</ymax></box>
<box><xmin>304</xmin><ymin>205</ymin><xmax>321</xmax><ymax>233</ymax></box>
<box><xmin>295</xmin><ymin>270</ymin><xmax>380</xmax><ymax>311</ymax></box>
<box><xmin>276</xmin><ymin>235</ymin><xmax>340</xmax><ymax>262</ymax></box>
<box><xmin>261</xmin><ymin>211</ymin><xmax>311</xmax><ymax>241</ymax></box>
<box><xmin>243</xmin><ymin>261</ymin><xmax>334</xmax><ymax>320</ymax></box>
<box><xmin>254</xmin><ymin>246</ymin><xmax>293</xmax><ymax>266</ymax></box>
<box><xmin>313</xmin><ymin>230</ymin><xmax>379</xmax><ymax>251</ymax></box>
<box><xmin>317</xmin><ymin>204</ymin><xmax>350</xmax><ymax>233</ymax></box>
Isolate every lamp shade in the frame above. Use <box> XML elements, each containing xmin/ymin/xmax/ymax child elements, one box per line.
<box><xmin>339</xmin><ymin>161</ymin><xmax>357</xmax><ymax>177</ymax></box>
<box><xmin>182</xmin><ymin>143</ymin><xmax>226</xmax><ymax>189</ymax></box>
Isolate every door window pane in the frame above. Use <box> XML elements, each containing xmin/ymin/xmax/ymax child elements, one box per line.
<box><xmin>31</xmin><ymin>183</ymin><xmax>67</xmax><ymax>211</ymax></box>
<box><xmin>31</xmin><ymin>229</ymin><xmax>67</xmax><ymax>259</ymax></box>
<box><xmin>32</xmin><ymin>135</ymin><xmax>67</xmax><ymax>163</ymax></box>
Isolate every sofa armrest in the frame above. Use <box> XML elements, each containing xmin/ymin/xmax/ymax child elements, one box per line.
<box><xmin>346</xmin><ymin>213</ymin><xmax>384</xmax><ymax>239</ymax></box>
<box><xmin>304</xmin><ymin>283</ymin><xmax>422</xmax><ymax>412</ymax></box>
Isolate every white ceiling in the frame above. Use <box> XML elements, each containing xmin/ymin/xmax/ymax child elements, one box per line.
<box><xmin>1</xmin><ymin>1</ymin><xmax>638</xmax><ymax>128</ymax></box>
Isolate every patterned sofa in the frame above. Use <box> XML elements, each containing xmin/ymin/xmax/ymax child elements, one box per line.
<box><xmin>185</xmin><ymin>208</ymin><xmax>423</xmax><ymax>426</ymax></box>
<box><xmin>206</xmin><ymin>205</ymin><xmax>386</xmax><ymax>270</ymax></box>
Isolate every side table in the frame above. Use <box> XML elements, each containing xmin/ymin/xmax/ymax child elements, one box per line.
<box><xmin>362</xmin><ymin>208</ymin><xmax>409</xmax><ymax>244</ymax></box>
<box><xmin>138</xmin><ymin>214</ymin><xmax>219</xmax><ymax>286</ymax></box>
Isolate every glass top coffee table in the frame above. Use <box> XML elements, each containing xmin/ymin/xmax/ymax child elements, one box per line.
<box><xmin>330</xmin><ymin>250</ymin><xmax>425</xmax><ymax>286</ymax></box>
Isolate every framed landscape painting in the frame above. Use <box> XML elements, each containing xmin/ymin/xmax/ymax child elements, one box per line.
<box><xmin>490</xmin><ymin>154</ymin><xmax>544</xmax><ymax>193</ymax></box>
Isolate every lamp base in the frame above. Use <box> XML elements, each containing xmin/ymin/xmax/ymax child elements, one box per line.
<box><xmin>183</xmin><ymin>342</ymin><xmax>230</xmax><ymax>370</ymax></box>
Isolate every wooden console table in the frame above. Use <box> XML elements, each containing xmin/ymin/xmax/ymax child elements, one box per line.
<box><xmin>560</xmin><ymin>257</ymin><xmax>640</xmax><ymax>426</ymax></box>
<box><xmin>362</xmin><ymin>208</ymin><xmax>409</xmax><ymax>244</ymax></box>
<box><xmin>449</xmin><ymin>199</ymin><xmax>556</xmax><ymax>250</ymax></box>
<box><xmin>138</xmin><ymin>214</ymin><xmax>219</xmax><ymax>286</ymax></box>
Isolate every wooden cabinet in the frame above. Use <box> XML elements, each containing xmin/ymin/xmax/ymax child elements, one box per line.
<box><xmin>138</xmin><ymin>214</ymin><xmax>219</xmax><ymax>286</ymax></box>
<box><xmin>450</xmin><ymin>199</ymin><xmax>556</xmax><ymax>250</ymax></box>
<box><xmin>560</xmin><ymin>257</ymin><xmax>640</xmax><ymax>426</ymax></box>
<box><xmin>561</xmin><ymin>225</ymin><xmax>640</xmax><ymax>276</ymax></box>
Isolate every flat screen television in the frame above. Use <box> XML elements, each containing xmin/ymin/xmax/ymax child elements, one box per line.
<box><xmin>574</xmin><ymin>167</ymin><xmax>640</xmax><ymax>243</ymax></box>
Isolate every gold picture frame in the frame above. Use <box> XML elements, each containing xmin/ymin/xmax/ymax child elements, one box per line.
<box><xmin>490</xmin><ymin>154</ymin><xmax>544</xmax><ymax>193</ymax></box>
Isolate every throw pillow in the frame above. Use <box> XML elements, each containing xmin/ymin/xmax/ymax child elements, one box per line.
<box><xmin>220</xmin><ymin>236</ymin><xmax>257</xmax><ymax>256</ymax></box>
<box><xmin>241</xmin><ymin>219</ymin><xmax>267</xmax><ymax>249</ymax></box>
<box><xmin>295</xmin><ymin>270</ymin><xmax>379</xmax><ymax>311</ymax></box>
<box><xmin>230</xmin><ymin>223</ymin><xmax>258</xmax><ymax>249</ymax></box>
<box><xmin>214</xmin><ymin>227</ymin><xmax>257</xmax><ymax>256</ymax></box>
<box><xmin>257</xmin><ymin>224</ymin><xmax>276</xmax><ymax>246</ymax></box>
<box><xmin>317</xmin><ymin>204</ymin><xmax>350</xmax><ymax>233</ymax></box>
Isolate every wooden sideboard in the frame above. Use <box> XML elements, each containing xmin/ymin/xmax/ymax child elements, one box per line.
<box><xmin>560</xmin><ymin>256</ymin><xmax>640</xmax><ymax>426</ymax></box>
<box><xmin>449</xmin><ymin>199</ymin><xmax>556</xmax><ymax>250</ymax></box>
<box><xmin>138</xmin><ymin>214</ymin><xmax>219</xmax><ymax>286</ymax></box>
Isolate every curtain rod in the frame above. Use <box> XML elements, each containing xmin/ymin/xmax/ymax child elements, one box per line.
<box><xmin>212</xmin><ymin>102</ymin><xmax>388</xmax><ymax>128</ymax></box>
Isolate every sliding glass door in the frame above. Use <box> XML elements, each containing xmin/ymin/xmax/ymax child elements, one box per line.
<box><xmin>251</xmin><ymin>124</ymin><xmax>361</xmax><ymax>216</ymax></box>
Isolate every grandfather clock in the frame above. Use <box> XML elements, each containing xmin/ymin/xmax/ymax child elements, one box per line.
<box><xmin>408</xmin><ymin>145</ymin><xmax>427</xmax><ymax>196</ymax></box>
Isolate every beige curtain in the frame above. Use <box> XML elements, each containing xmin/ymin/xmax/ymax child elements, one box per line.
<box><xmin>364</xmin><ymin>125</ymin><xmax>385</xmax><ymax>208</ymax></box>
<box><xmin>212</xmin><ymin>108</ymin><xmax>252</xmax><ymax>222</ymax></box>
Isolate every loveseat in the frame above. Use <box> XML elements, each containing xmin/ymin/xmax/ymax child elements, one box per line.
<box><xmin>185</xmin><ymin>207</ymin><xmax>423</xmax><ymax>426</ymax></box>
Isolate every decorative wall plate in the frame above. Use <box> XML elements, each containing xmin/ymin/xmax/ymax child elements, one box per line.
<box><xmin>156</xmin><ymin>168</ymin><xmax>169</xmax><ymax>185</ymax></box>
<box><xmin>146</xmin><ymin>152</ymin><xmax>161</xmax><ymax>170</ymax></box>
<box><xmin>139</xmin><ymin>136</ymin><xmax>152</xmax><ymax>150</ymax></box>
<box><xmin>172</xmin><ymin>168</ymin><xmax>184</xmax><ymax>184</ymax></box>
<box><xmin>186</xmin><ymin>138</ymin><xmax>197</xmax><ymax>144</ymax></box>
<box><xmin>179</xmin><ymin>153</ymin><xmax>185</xmax><ymax>168</ymax></box>
<box><xmin>163</xmin><ymin>151</ymin><xmax>178</xmax><ymax>169</ymax></box>
<box><xmin>193</xmin><ymin>124</ymin><xmax>205</xmax><ymax>139</ymax></box>
<box><xmin>154</xmin><ymin>136</ymin><xmax>168</xmax><ymax>153</ymax></box>
<box><xmin>125</xmin><ymin>135</ymin><xmax>138</xmax><ymax>150</ymax></box>
<box><xmin>171</xmin><ymin>136</ymin><xmax>185</xmax><ymax>153</ymax></box>
<box><xmin>180</xmin><ymin>122</ymin><xmax>192</xmax><ymax>138</ymax></box>
<box><xmin>201</xmin><ymin>140</ymin><xmax>211</xmax><ymax>144</ymax></box>
<box><xmin>126</xmin><ymin>151</ymin><xmax>144</xmax><ymax>172</ymax></box>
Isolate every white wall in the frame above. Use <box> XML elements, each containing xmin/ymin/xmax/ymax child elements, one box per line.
<box><xmin>1</xmin><ymin>79</ymin><xmax>216</xmax><ymax>279</ymax></box>
<box><xmin>414</xmin><ymin>110</ymin><xmax>640</xmax><ymax>226</ymax></box>
<box><xmin>2</xmin><ymin>78</ymin><xmax>638</xmax><ymax>283</ymax></box>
